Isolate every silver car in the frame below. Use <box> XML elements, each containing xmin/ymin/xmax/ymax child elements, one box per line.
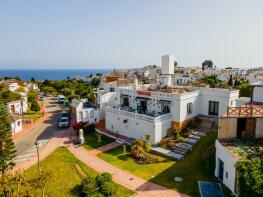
<box><xmin>58</xmin><ymin>117</ymin><xmax>70</xmax><ymax>128</ymax></box>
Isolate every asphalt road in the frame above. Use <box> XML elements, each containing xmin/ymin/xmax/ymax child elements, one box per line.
<box><xmin>14</xmin><ymin>97</ymin><xmax>69</xmax><ymax>162</ymax></box>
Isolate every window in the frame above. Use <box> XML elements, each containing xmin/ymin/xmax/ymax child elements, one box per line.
<box><xmin>110</xmin><ymin>87</ymin><xmax>115</xmax><ymax>92</ymax></box>
<box><xmin>123</xmin><ymin>97</ymin><xmax>129</xmax><ymax>107</ymax></box>
<box><xmin>209</xmin><ymin>101</ymin><xmax>219</xmax><ymax>116</ymax></box>
<box><xmin>17</xmin><ymin>121</ymin><xmax>20</xmax><ymax>126</ymax></box>
<box><xmin>187</xmin><ymin>102</ymin><xmax>193</xmax><ymax>114</ymax></box>
<box><xmin>90</xmin><ymin>110</ymin><xmax>94</xmax><ymax>118</ymax></box>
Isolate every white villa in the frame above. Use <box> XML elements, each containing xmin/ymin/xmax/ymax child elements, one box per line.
<box><xmin>215</xmin><ymin>81</ymin><xmax>263</xmax><ymax>195</ymax></box>
<box><xmin>100</xmin><ymin>55</ymin><xmax>240</xmax><ymax>144</ymax></box>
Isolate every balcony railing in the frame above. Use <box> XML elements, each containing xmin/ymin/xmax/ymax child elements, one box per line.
<box><xmin>227</xmin><ymin>105</ymin><xmax>263</xmax><ymax>117</ymax></box>
<box><xmin>106</xmin><ymin>106</ymin><xmax>171</xmax><ymax>123</ymax></box>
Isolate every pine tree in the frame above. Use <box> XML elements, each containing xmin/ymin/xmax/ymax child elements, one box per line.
<box><xmin>0</xmin><ymin>99</ymin><xmax>16</xmax><ymax>183</ymax></box>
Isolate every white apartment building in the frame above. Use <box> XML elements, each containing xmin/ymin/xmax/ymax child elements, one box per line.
<box><xmin>104</xmin><ymin>55</ymin><xmax>239</xmax><ymax>144</ymax></box>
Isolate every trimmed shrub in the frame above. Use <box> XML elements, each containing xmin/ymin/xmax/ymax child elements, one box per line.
<box><xmin>100</xmin><ymin>182</ymin><xmax>116</xmax><ymax>196</ymax></box>
<box><xmin>81</xmin><ymin>176</ymin><xmax>99</xmax><ymax>196</ymax></box>
<box><xmin>95</xmin><ymin>172</ymin><xmax>112</xmax><ymax>187</ymax></box>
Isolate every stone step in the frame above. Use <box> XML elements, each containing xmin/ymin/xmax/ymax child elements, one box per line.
<box><xmin>151</xmin><ymin>147</ymin><xmax>184</xmax><ymax>160</ymax></box>
<box><xmin>173</xmin><ymin>147</ymin><xmax>188</xmax><ymax>155</ymax></box>
<box><xmin>176</xmin><ymin>142</ymin><xmax>193</xmax><ymax>151</ymax></box>
<box><xmin>184</xmin><ymin>137</ymin><xmax>199</xmax><ymax>145</ymax></box>
<box><xmin>189</xmin><ymin>135</ymin><xmax>202</xmax><ymax>140</ymax></box>
<box><xmin>192</xmin><ymin>131</ymin><xmax>207</xmax><ymax>137</ymax></box>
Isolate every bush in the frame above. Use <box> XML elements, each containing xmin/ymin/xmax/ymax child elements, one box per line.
<box><xmin>81</xmin><ymin>173</ymin><xmax>116</xmax><ymax>197</ymax></box>
<box><xmin>100</xmin><ymin>182</ymin><xmax>116</xmax><ymax>196</ymax></box>
<box><xmin>95</xmin><ymin>172</ymin><xmax>112</xmax><ymax>187</ymax></box>
<box><xmin>82</xmin><ymin>176</ymin><xmax>99</xmax><ymax>196</ymax></box>
<box><xmin>30</xmin><ymin>100</ymin><xmax>40</xmax><ymax>112</ymax></box>
<box><xmin>84</xmin><ymin>124</ymin><xmax>96</xmax><ymax>133</ymax></box>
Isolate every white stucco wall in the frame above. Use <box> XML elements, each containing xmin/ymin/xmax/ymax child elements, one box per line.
<box><xmin>11</xmin><ymin>119</ymin><xmax>22</xmax><ymax>134</ymax></box>
<box><xmin>105</xmin><ymin>107</ymin><xmax>171</xmax><ymax>144</ymax></box>
<box><xmin>215</xmin><ymin>140</ymin><xmax>237</xmax><ymax>195</ymax></box>
<box><xmin>253</xmin><ymin>86</ymin><xmax>263</xmax><ymax>102</ymax></box>
<box><xmin>76</xmin><ymin>108</ymin><xmax>99</xmax><ymax>124</ymax></box>
<box><xmin>7</xmin><ymin>101</ymin><xmax>22</xmax><ymax>115</ymax></box>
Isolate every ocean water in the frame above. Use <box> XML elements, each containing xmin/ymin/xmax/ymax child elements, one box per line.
<box><xmin>0</xmin><ymin>69</ymin><xmax>112</xmax><ymax>81</ymax></box>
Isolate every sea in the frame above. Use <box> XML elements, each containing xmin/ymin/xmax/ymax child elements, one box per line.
<box><xmin>0</xmin><ymin>69</ymin><xmax>112</xmax><ymax>81</ymax></box>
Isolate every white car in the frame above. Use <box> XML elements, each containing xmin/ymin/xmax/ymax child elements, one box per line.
<box><xmin>58</xmin><ymin>117</ymin><xmax>70</xmax><ymax>128</ymax></box>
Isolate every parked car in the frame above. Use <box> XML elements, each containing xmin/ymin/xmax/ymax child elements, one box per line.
<box><xmin>39</xmin><ymin>95</ymin><xmax>45</xmax><ymax>101</ymax></box>
<box><xmin>46</xmin><ymin>92</ymin><xmax>52</xmax><ymax>97</ymax></box>
<box><xmin>61</xmin><ymin>111</ymin><xmax>71</xmax><ymax>120</ymax></box>
<box><xmin>58</xmin><ymin>117</ymin><xmax>70</xmax><ymax>128</ymax></box>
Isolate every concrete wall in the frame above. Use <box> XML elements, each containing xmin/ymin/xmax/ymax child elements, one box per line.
<box><xmin>215</xmin><ymin>140</ymin><xmax>237</xmax><ymax>195</ymax></box>
<box><xmin>253</xmin><ymin>86</ymin><xmax>263</xmax><ymax>102</ymax></box>
<box><xmin>218</xmin><ymin>117</ymin><xmax>237</xmax><ymax>139</ymax></box>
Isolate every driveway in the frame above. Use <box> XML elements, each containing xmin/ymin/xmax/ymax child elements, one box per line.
<box><xmin>14</xmin><ymin>97</ymin><xmax>69</xmax><ymax>163</ymax></box>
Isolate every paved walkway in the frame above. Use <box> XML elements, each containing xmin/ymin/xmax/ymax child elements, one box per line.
<box><xmin>15</xmin><ymin>126</ymin><xmax>189</xmax><ymax>197</ymax></box>
<box><xmin>68</xmin><ymin>143</ymin><xmax>189</xmax><ymax>197</ymax></box>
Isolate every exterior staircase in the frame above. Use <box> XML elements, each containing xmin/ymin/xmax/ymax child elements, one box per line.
<box><xmin>153</xmin><ymin>116</ymin><xmax>214</xmax><ymax>160</ymax></box>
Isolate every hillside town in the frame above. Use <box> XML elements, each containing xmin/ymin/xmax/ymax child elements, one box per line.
<box><xmin>1</xmin><ymin>54</ymin><xmax>262</xmax><ymax>197</ymax></box>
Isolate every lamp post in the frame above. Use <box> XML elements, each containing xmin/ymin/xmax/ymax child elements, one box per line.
<box><xmin>35</xmin><ymin>141</ymin><xmax>41</xmax><ymax>176</ymax></box>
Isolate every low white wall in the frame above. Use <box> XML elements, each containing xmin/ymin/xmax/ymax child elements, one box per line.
<box><xmin>215</xmin><ymin>140</ymin><xmax>237</xmax><ymax>194</ymax></box>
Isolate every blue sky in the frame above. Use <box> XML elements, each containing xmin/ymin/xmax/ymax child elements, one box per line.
<box><xmin>0</xmin><ymin>0</ymin><xmax>263</xmax><ymax>69</ymax></box>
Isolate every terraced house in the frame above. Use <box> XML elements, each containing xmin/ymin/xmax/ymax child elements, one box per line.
<box><xmin>100</xmin><ymin>55</ymin><xmax>240</xmax><ymax>144</ymax></box>
<box><xmin>215</xmin><ymin>81</ymin><xmax>263</xmax><ymax>195</ymax></box>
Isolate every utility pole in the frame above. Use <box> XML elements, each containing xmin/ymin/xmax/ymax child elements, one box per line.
<box><xmin>35</xmin><ymin>141</ymin><xmax>41</xmax><ymax>176</ymax></box>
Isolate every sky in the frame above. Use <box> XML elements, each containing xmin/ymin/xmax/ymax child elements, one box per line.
<box><xmin>0</xmin><ymin>0</ymin><xmax>263</xmax><ymax>69</ymax></box>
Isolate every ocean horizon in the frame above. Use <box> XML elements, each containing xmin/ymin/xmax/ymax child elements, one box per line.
<box><xmin>0</xmin><ymin>69</ymin><xmax>113</xmax><ymax>81</ymax></box>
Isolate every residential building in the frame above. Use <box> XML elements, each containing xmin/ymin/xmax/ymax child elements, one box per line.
<box><xmin>103</xmin><ymin>55</ymin><xmax>239</xmax><ymax>144</ymax></box>
<box><xmin>215</xmin><ymin>81</ymin><xmax>263</xmax><ymax>195</ymax></box>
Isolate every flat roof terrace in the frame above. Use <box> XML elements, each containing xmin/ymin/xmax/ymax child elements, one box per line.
<box><xmin>218</xmin><ymin>138</ymin><xmax>263</xmax><ymax>160</ymax></box>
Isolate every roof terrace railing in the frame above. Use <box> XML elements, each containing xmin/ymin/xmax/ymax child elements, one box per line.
<box><xmin>227</xmin><ymin>105</ymin><xmax>263</xmax><ymax>117</ymax></box>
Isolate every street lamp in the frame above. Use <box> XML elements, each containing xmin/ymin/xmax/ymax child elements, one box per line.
<box><xmin>35</xmin><ymin>141</ymin><xmax>41</xmax><ymax>176</ymax></box>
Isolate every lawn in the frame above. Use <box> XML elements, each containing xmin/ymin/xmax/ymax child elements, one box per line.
<box><xmin>83</xmin><ymin>126</ymin><xmax>115</xmax><ymax>150</ymax></box>
<box><xmin>25</xmin><ymin>147</ymin><xmax>134</xmax><ymax>197</ymax></box>
<box><xmin>23</xmin><ymin>111</ymin><xmax>44</xmax><ymax>121</ymax></box>
<box><xmin>98</xmin><ymin>130</ymin><xmax>232</xmax><ymax>196</ymax></box>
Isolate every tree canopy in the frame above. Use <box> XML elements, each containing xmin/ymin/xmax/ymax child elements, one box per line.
<box><xmin>0</xmin><ymin>100</ymin><xmax>16</xmax><ymax>183</ymax></box>
<box><xmin>202</xmin><ymin>60</ymin><xmax>213</xmax><ymax>70</ymax></box>
<box><xmin>238</xmin><ymin>83</ymin><xmax>252</xmax><ymax>97</ymax></box>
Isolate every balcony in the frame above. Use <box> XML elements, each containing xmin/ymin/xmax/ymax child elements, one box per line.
<box><xmin>106</xmin><ymin>105</ymin><xmax>171</xmax><ymax>123</ymax></box>
<box><xmin>227</xmin><ymin>105</ymin><xmax>263</xmax><ymax>117</ymax></box>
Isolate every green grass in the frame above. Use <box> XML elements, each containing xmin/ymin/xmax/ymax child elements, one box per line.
<box><xmin>98</xmin><ymin>130</ymin><xmax>232</xmax><ymax>197</ymax></box>
<box><xmin>25</xmin><ymin>147</ymin><xmax>134</xmax><ymax>197</ymax></box>
<box><xmin>83</xmin><ymin>130</ymin><xmax>115</xmax><ymax>150</ymax></box>
<box><xmin>23</xmin><ymin>111</ymin><xmax>43</xmax><ymax>121</ymax></box>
